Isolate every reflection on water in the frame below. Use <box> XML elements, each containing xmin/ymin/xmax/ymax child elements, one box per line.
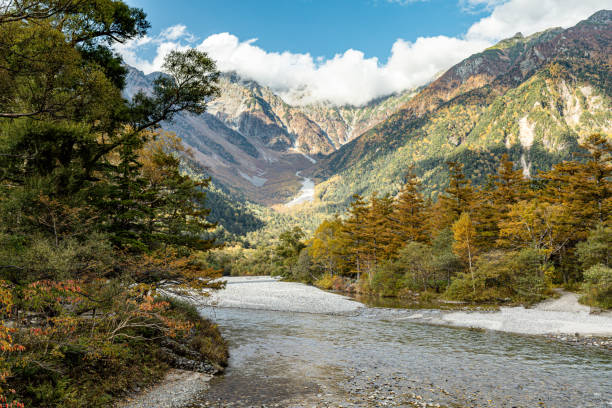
<box><xmin>193</xmin><ymin>306</ymin><xmax>612</xmax><ymax>407</ymax></box>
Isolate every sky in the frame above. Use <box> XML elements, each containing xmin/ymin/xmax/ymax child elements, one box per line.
<box><xmin>119</xmin><ymin>0</ymin><xmax>610</xmax><ymax>106</ymax></box>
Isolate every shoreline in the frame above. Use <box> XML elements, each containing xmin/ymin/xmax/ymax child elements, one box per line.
<box><xmin>117</xmin><ymin>369</ymin><xmax>212</xmax><ymax>408</ymax></box>
<box><xmin>200</xmin><ymin>277</ymin><xmax>612</xmax><ymax>342</ymax></box>
<box><xmin>120</xmin><ymin>277</ymin><xmax>610</xmax><ymax>407</ymax></box>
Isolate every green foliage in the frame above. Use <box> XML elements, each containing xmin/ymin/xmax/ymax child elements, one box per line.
<box><xmin>0</xmin><ymin>2</ymin><xmax>227</xmax><ymax>407</ymax></box>
<box><xmin>576</xmin><ymin>224</ymin><xmax>612</xmax><ymax>269</ymax></box>
<box><xmin>580</xmin><ymin>264</ymin><xmax>612</xmax><ymax>309</ymax></box>
<box><xmin>446</xmin><ymin>249</ymin><xmax>550</xmax><ymax>303</ymax></box>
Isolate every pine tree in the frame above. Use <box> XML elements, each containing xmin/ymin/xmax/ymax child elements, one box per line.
<box><xmin>542</xmin><ymin>134</ymin><xmax>611</xmax><ymax>236</ymax></box>
<box><xmin>473</xmin><ymin>154</ymin><xmax>530</xmax><ymax>249</ymax></box>
<box><xmin>363</xmin><ymin>193</ymin><xmax>394</xmax><ymax>268</ymax></box>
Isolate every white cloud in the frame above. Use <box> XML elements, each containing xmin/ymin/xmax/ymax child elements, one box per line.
<box><xmin>196</xmin><ymin>33</ymin><xmax>488</xmax><ymax>106</ymax></box>
<box><xmin>460</xmin><ymin>0</ymin><xmax>508</xmax><ymax>13</ymax></box>
<box><xmin>466</xmin><ymin>0</ymin><xmax>610</xmax><ymax>42</ymax></box>
<box><xmin>114</xmin><ymin>25</ymin><xmax>195</xmax><ymax>75</ymax></box>
<box><xmin>116</xmin><ymin>1</ymin><xmax>609</xmax><ymax>106</ymax></box>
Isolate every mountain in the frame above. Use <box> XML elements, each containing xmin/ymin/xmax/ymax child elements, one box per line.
<box><xmin>124</xmin><ymin>10</ymin><xmax>610</xmax><ymax>223</ymax></box>
<box><xmin>124</xmin><ymin>69</ymin><xmax>417</xmax><ymax>205</ymax></box>
<box><xmin>308</xmin><ymin>10</ymin><xmax>612</xmax><ymax>207</ymax></box>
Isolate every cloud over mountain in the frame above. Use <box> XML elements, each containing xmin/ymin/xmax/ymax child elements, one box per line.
<box><xmin>116</xmin><ymin>0</ymin><xmax>609</xmax><ymax>106</ymax></box>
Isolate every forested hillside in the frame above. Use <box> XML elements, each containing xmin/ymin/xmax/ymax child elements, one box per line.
<box><xmin>271</xmin><ymin>139</ymin><xmax>611</xmax><ymax>309</ymax></box>
<box><xmin>310</xmin><ymin>11</ymin><xmax>611</xmax><ymax>207</ymax></box>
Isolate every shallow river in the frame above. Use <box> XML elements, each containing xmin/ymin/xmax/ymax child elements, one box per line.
<box><xmin>190</xmin><ymin>306</ymin><xmax>611</xmax><ymax>407</ymax></box>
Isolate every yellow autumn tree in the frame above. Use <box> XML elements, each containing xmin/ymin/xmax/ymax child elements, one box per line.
<box><xmin>452</xmin><ymin>212</ymin><xmax>477</xmax><ymax>294</ymax></box>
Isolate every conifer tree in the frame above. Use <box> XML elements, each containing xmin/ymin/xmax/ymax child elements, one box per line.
<box><xmin>363</xmin><ymin>193</ymin><xmax>394</xmax><ymax>269</ymax></box>
<box><xmin>388</xmin><ymin>169</ymin><xmax>428</xmax><ymax>253</ymax></box>
<box><xmin>341</xmin><ymin>194</ymin><xmax>370</xmax><ymax>279</ymax></box>
<box><xmin>438</xmin><ymin>161</ymin><xmax>475</xmax><ymax>228</ymax></box>
<box><xmin>473</xmin><ymin>154</ymin><xmax>530</xmax><ymax>249</ymax></box>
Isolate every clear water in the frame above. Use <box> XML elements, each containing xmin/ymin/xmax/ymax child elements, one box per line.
<box><xmin>192</xmin><ymin>306</ymin><xmax>612</xmax><ymax>407</ymax></box>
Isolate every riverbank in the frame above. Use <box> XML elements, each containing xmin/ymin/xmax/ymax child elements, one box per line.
<box><xmin>200</xmin><ymin>276</ymin><xmax>612</xmax><ymax>339</ymax></box>
<box><xmin>199</xmin><ymin>276</ymin><xmax>364</xmax><ymax>314</ymax></box>
<box><xmin>130</xmin><ymin>277</ymin><xmax>611</xmax><ymax>407</ymax></box>
<box><xmin>118</xmin><ymin>370</ymin><xmax>212</xmax><ymax>408</ymax></box>
<box><xmin>441</xmin><ymin>290</ymin><xmax>612</xmax><ymax>339</ymax></box>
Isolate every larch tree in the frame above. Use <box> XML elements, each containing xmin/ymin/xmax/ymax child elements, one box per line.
<box><xmin>438</xmin><ymin>161</ymin><xmax>475</xmax><ymax>229</ymax></box>
<box><xmin>388</xmin><ymin>169</ymin><xmax>428</xmax><ymax>253</ymax></box>
<box><xmin>452</xmin><ymin>212</ymin><xmax>478</xmax><ymax>294</ymax></box>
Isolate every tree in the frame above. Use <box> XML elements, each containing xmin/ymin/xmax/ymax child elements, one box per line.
<box><xmin>309</xmin><ymin>217</ymin><xmax>347</xmax><ymax>276</ymax></box>
<box><xmin>541</xmin><ymin>134</ymin><xmax>611</xmax><ymax>238</ymax></box>
<box><xmin>581</xmin><ymin>264</ymin><xmax>612</xmax><ymax>309</ymax></box>
<box><xmin>438</xmin><ymin>161</ymin><xmax>475</xmax><ymax>228</ymax></box>
<box><xmin>576</xmin><ymin>224</ymin><xmax>612</xmax><ymax>269</ymax></box>
<box><xmin>274</xmin><ymin>227</ymin><xmax>306</xmax><ymax>277</ymax></box>
<box><xmin>452</xmin><ymin>212</ymin><xmax>477</xmax><ymax>294</ymax></box>
<box><xmin>0</xmin><ymin>3</ymin><xmax>226</xmax><ymax>405</ymax></box>
<box><xmin>388</xmin><ymin>169</ymin><xmax>428</xmax><ymax>252</ymax></box>
<box><xmin>396</xmin><ymin>242</ymin><xmax>434</xmax><ymax>292</ymax></box>
<box><xmin>472</xmin><ymin>154</ymin><xmax>531</xmax><ymax>248</ymax></box>
<box><xmin>341</xmin><ymin>194</ymin><xmax>370</xmax><ymax>279</ymax></box>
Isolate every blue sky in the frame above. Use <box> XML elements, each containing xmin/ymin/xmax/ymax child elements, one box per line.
<box><xmin>125</xmin><ymin>0</ymin><xmax>483</xmax><ymax>61</ymax></box>
<box><xmin>119</xmin><ymin>0</ymin><xmax>609</xmax><ymax>106</ymax></box>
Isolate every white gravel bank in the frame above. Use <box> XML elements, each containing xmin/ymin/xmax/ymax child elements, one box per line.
<box><xmin>200</xmin><ymin>276</ymin><xmax>363</xmax><ymax>314</ymax></box>
<box><xmin>117</xmin><ymin>369</ymin><xmax>211</xmax><ymax>408</ymax></box>
<box><xmin>198</xmin><ymin>277</ymin><xmax>611</xmax><ymax>336</ymax></box>
<box><xmin>441</xmin><ymin>292</ymin><xmax>612</xmax><ymax>336</ymax></box>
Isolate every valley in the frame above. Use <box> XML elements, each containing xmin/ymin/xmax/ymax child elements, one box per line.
<box><xmin>122</xmin><ymin>11</ymin><xmax>612</xmax><ymax>235</ymax></box>
<box><xmin>1</xmin><ymin>2</ymin><xmax>610</xmax><ymax>408</ymax></box>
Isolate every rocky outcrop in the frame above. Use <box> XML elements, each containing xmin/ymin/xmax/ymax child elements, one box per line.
<box><xmin>160</xmin><ymin>337</ymin><xmax>220</xmax><ymax>374</ymax></box>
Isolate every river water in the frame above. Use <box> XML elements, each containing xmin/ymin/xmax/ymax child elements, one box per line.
<box><xmin>190</xmin><ymin>306</ymin><xmax>612</xmax><ymax>408</ymax></box>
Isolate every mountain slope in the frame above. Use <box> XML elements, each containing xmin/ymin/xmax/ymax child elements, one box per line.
<box><xmin>124</xmin><ymin>69</ymin><xmax>416</xmax><ymax>205</ymax></box>
<box><xmin>309</xmin><ymin>10</ymin><xmax>611</xmax><ymax>207</ymax></box>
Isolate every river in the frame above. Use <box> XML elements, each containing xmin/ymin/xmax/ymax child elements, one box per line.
<box><xmin>286</xmin><ymin>171</ymin><xmax>315</xmax><ymax>207</ymax></box>
<box><xmin>189</xmin><ymin>305</ymin><xmax>612</xmax><ymax>407</ymax></box>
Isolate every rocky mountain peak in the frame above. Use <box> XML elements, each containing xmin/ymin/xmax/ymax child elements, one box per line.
<box><xmin>586</xmin><ymin>9</ymin><xmax>611</xmax><ymax>24</ymax></box>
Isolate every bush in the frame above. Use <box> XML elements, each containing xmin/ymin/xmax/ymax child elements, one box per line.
<box><xmin>314</xmin><ymin>273</ymin><xmax>334</xmax><ymax>290</ymax></box>
<box><xmin>370</xmin><ymin>261</ymin><xmax>405</xmax><ymax>297</ymax></box>
<box><xmin>445</xmin><ymin>249</ymin><xmax>550</xmax><ymax>304</ymax></box>
<box><xmin>581</xmin><ymin>264</ymin><xmax>612</xmax><ymax>309</ymax></box>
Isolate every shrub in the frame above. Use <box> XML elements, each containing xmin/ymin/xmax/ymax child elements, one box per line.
<box><xmin>314</xmin><ymin>273</ymin><xmax>334</xmax><ymax>290</ymax></box>
<box><xmin>576</xmin><ymin>224</ymin><xmax>611</xmax><ymax>270</ymax></box>
<box><xmin>581</xmin><ymin>264</ymin><xmax>612</xmax><ymax>309</ymax></box>
<box><xmin>445</xmin><ymin>249</ymin><xmax>550</xmax><ymax>304</ymax></box>
<box><xmin>370</xmin><ymin>262</ymin><xmax>404</xmax><ymax>297</ymax></box>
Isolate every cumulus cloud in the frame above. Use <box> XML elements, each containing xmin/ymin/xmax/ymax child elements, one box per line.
<box><xmin>196</xmin><ymin>33</ymin><xmax>488</xmax><ymax>106</ymax></box>
<box><xmin>116</xmin><ymin>0</ymin><xmax>609</xmax><ymax>106</ymax></box>
<box><xmin>466</xmin><ymin>0</ymin><xmax>610</xmax><ymax>42</ymax></box>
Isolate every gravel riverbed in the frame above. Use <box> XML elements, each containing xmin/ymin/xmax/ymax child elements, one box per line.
<box><xmin>117</xmin><ymin>370</ymin><xmax>212</xmax><ymax>408</ymax></box>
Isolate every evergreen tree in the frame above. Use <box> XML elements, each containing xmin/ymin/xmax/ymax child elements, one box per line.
<box><xmin>341</xmin><ymin>194</ymin><xmax>370</xmax><ymax>279</ymax></box>
<box><xmin>438</xmin><ymin>161</ymin><xmax>475</xmax><ymax>228</ymax></box>
<box><xmin>388</xmin><ymin>169</ymin><xmax>428</xmax><ymax>253</ymax></box>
